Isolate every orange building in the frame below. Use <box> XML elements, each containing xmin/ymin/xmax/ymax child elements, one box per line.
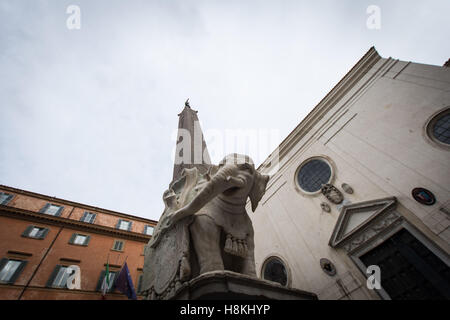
<box><xmin>0</xmin><ymin>185</ymin><xmax>157</xmax><ymax>300</ymax></box>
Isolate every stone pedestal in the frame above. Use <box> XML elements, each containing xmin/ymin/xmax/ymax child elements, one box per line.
<box><xmin>170</xmin><ymin>271</ymin><xmax>318</xmax><ymax>300</ymax></box>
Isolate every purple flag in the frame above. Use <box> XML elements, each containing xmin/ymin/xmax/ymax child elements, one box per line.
<box><xmin>115</xmin><ymin>262</ymin><xmax>137</xmax><ymax>300</ymax></box>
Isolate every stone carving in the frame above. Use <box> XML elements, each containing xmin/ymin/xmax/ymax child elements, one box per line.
<box><xmin>341</xmin><ymin>183</ymin><xmax>354</xmax><ymax>194</ymax></box>
<box><xmin>320</xmin><ymin>202</ymin><xmax>331</xmax><ymax>213</ymax></box>
<box><xmin>319</xmin><ymin>258</ymin><xmax>336</xmax><ymax>276</ymax></box>
<box><xmin>142</xmin><ymin>153</ymin><xmax>269</xmax><ymax>300</ymax></box>
<box><xmin>321</xmin><ymin>184</ymin><xmax>344</xmax><ymax>204</ymax></box>
<box><xmin>343</xmin><ymin>211</ymin><xmax>402</xmax><ymax>252</ymax></box>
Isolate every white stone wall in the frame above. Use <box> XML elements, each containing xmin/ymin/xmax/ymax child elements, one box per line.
<box><xmin>250</xmin><ymin>52</ymin><xmax>450</xmax><ymax>300</ymax></box>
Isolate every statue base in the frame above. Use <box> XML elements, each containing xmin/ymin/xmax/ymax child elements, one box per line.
<box><xmin>169</xmin><ymin>271</ymin><xmax>317</xmax><ymax>300</ymax></box>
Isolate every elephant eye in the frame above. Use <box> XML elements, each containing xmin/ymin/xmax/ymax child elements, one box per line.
<box><xmin>239</xmin><ymin>163</ymin><xmax>254</xmax><ymax>173</ymax></box>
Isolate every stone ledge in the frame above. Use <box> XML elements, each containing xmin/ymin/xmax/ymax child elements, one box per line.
<box><xmin>171</xmin><ymin>270</ymin><xmax>318</xmax><ymax>300</ymax></box>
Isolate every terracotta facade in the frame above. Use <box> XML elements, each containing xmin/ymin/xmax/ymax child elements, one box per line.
<box><xmin>0</xmin><ymin>185</ymin><xmax>157</xmax><ymax>300</ymax></box>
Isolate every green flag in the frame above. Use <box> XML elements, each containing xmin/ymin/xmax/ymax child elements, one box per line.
<box><xmin>102</xmin><ymin>260</ymin><xmax>110</xmax><ymax>297</ymax></box>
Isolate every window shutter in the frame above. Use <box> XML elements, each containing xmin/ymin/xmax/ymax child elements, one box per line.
<box><xmin>116</xmin><ymin>219</ymin><xmax>121</xmax><ymax>229</ymax></box>
<box><xmin>90</xmin><ymin>213</ymin><xmax>97</xmax><ymax>224</ymax></box>
<box><xmin>84</xmin><ymin>235</ymin><xmax>91</xmax><ymax>246</ymax></box>
<box><xmin>81</xmin><ymin>212</ymin><xmax>87</xmax><ymax>222</ymax></box>
<box><xmin>0</xmin><ymin>258</ymin><xmax>8</xmax><ymax>272</ymax></box>
<box><xmin>56</xmin><ymin>206</ymin><xmax>64</xmax><ymax>217</ymax></box>
<box><xmin>127</xmin><ymin>221</ymin><xmax>132</xmax><ymax>231</ymax></box>
<box><xmin>6</xmin><ymin>194</ymin><xmax>13</xmax><ymax>204</ymax></box>
<box><xmin>46</xmin><ymin>265</ymin><xmax>62</xmax><ymax>287</ymax></box>
<box><xmin>68</xmin><ymin>234</ymin><xmax>77</xmax><ymax>244</ymax></box>
<box><xmin>1</xmin><ymin>194</ymin><xmax>13</xmax><ymax>205</ymax></box>
<box><xmin>137</xmin><ymin>274</ymin><xmax>143</xmax><ymax>294</ymax></box>
<box><xmin>40</xmin><ymin>228</ymin><xmax>49</xmax><ymax>239</ymax></box>
<box><xmin>8</xmin><ymin>260</ymin><xmax>27</xmax><ymax>284</ymax></box>
<box><xmin>96</xmin><ymin>270</ymin><xmax>106</xmax><ymax>291</ymax></box>
<box><xmin>22</xmin><ymin>226</ymin><xmax>34</xmax><ymax>237</ymax></box>
<box><xmin>39</xmin><ymin>203</ymin><xmax>50</xmax><ymax>213</ymax></box>
<box><xmin>109</xmin><ymin>272</ymin><xmax>117</xmax><ymax>292</ymax></box>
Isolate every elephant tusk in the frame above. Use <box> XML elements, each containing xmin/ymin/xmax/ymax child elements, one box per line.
<box><xmin>226</xmin><ymin>176</ymin><xmax>246</xmax><ymax>188</ymax></box>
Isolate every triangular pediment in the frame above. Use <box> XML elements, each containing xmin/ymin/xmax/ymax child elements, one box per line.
<box><xmin>329</xmin><ymin>197</ymin><xmax>397</xmax><ymax>248</ymax></box>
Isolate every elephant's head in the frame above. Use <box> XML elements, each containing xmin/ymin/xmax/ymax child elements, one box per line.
<box><xmin>165</xmin><ymin>153</ymin><xmax>270</xmax><ymax>225</ymax></box>
<box><xmin>214</xmin><ymin>153</ymin><xmax>270</xmax><ymax>212</ymax></box>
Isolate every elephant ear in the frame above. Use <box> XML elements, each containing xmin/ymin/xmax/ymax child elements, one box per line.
<box><xmin>249</xmin><ymin>171</ymin><xmax>270</xmax><ymax>212</ymax></box>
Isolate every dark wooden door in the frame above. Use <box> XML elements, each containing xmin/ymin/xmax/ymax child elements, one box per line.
<box><xmin>360</xmin><ymin>228</ymin><xmax>450</xmax><ymax>300</ymax></box>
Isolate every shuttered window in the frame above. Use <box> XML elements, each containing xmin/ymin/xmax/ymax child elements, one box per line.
<box><xmin>80</xmin><ymin>212</ymin><xmax>96</xmax><ymax>224</ymax></box>
<box><xmin>143</xmin><ymin>225</ymin><xmax>154</xmax><ymax>235</ymax></box>
<box><xmin>0</xmin><ymin>258</ymin><xmax>27</xmax><ymax>284</ymax></box>
<box><xmin>137</xmin><ymin>274</ymin><xmax>144</xmax><ymax>294</ymax></box>
<box><xmin>116</xmin><ymin>219</ymin><xmax>132</xmax><ymax>231</ymax></box>
<box><xmin>22</xmin><ymin>226</ymin><xmax>49</xmax><ymax>239</ymax></box>
<box><xmin>39</xmin><ymin>203</ymin><xmax>64</xmax><ymax>216</ymax></box>
<box><xmin>96</xmin><ymin>270</ymin><xmax>118</xmax><ymax>293</ymax></box>
<box><xmin>112</xmin><ymin>240</ymin><xmax>124</xmax><ymax>251</ymax></box>
<box><xmin>0</xmin><ymin>192</ymin><xmax>14</xmax><ymax>205</ymax></box>
<box><xmin>46</xmin><ymin>265</ymin><xmax>77</xmax><ymax>288</ymax></box>
<box><xmin>68</xmin><ymin>233</ymin><xmax>91</xmax><ymax>246</ymax></box>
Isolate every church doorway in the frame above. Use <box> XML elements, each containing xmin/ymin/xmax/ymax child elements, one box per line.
<box><xmin>358</xmin><ymin>228</ymin><xmax>450</xmax><ymax>299</ymax></box>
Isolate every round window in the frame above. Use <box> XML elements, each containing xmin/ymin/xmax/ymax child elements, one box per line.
<box><xmin>428</xmin><ymin>108</ymin><xmax>450</xmax><ymax>146</ymax></box>
<box><xmin>296</xmin><ymin>158</ymin><xmax>332</xmax><ymax>193</ymax></box>
<box><xmin>262</xmin><ymin>257</ymin><xmax>288</xmax><ymax>286</ymax></box>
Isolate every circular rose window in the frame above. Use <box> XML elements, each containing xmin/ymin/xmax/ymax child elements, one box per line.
<box><xmin>427</xmin><ymin>108</ymin><xmax>450</xmax><ymax>147</ymax></box>
<box><xmin>296</xmin><ymin>158</ymin><xmax>332</xmax><ymax>193</ymax></box>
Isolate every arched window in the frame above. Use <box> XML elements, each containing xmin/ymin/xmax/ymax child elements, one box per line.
<box><xmin>262</xmin><ymin>256</ymin><xmax>288</xmax><ymax>286</ymax></box>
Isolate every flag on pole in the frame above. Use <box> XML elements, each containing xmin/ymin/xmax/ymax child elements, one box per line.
<box><xmin>101</xmin><ymin>258</ymin><xmax>111</xmax><ymax>298</ymax></box>
<box><xmin>115</xmin><ymin>262</ymin><xmax>137</xmax><ymax>300</ymax></box>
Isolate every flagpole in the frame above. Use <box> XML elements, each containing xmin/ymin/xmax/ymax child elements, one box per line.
<box><xmin>120</xmin><ymin>256</ymin><xmax>128</xmax><ymax>269</ymax></box>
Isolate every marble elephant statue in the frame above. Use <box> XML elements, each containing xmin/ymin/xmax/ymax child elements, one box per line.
<box><xmin>142</xmin><ymin>154</ymin><xmax>269</xmax><ymax>299</ymax></box>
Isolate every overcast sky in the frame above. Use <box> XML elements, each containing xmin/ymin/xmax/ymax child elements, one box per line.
<box><xmin>1</xmin><ymin>0</ymin><xmax>449</xmax><ymax>221</ymax></box>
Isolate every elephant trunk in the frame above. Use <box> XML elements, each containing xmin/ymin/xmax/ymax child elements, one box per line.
<box><xmin>180</xmin><ymin>165</ymin><xmax>243</xmax><ymax>217</ymax></box>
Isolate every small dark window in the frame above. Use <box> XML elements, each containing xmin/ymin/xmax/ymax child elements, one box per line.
<box><xmin>0</xmin><ymin>192</ymin><xmax>14</xmax><ymax>205</ymax></box>
<box><xmin>80</xmin><ymin>212</ymin><xmax>96</xmax><ymax>224</ymax></box>
<box><xmin>297</xmin><ymin>158</ymin><xmax>332</xmax><ymax>193</ymax></box>
<box><xmin>22</xmin><ymin>226</ymin><xmax>49</xmax><ymax>239</ymax></box>
<box><xmin>0</xmin><ymin>258</ymin><xmax>27</xmax><ymax>284</ymax></box>
<box><xmin>112</xmin><ymin>240</ymin><xmax>124</xmax><ymax>251</ymax></box>
<box><xmin>262</xmin><ymin>257</ymin><xmax>288</xmax><ymax>287</ymax></box>
<box><xmin>39</xmin><ymin>203</ymin><xmax>64</xmax><ymax>216</ymax></box>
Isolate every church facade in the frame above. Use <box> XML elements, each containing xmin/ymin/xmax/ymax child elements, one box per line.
<box><xmin>249</xmin><ymin>47</ymin><xmax>450</xmax><ymax>299</ymax></box>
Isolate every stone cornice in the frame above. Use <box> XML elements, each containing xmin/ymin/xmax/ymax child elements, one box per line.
<box><xmin>0</xmin><ymin>184</ymin><xmax>158</xmax><ymax>225</ymax></box>
<box><xmin>0</xmin><ymin>205</ymin><xmax>152</xmax><ymax>243</ymax></box>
